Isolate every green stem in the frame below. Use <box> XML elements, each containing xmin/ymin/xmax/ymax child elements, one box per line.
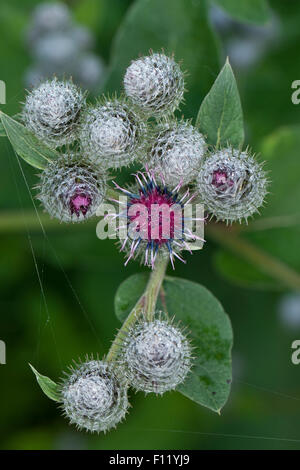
<box><xmin>0</xmin><ymin>210</ymin><xmax>69</xmax><ymax>232</ymax></box>
<box><xmin>106</xmin><ymin>256</ymin><xmax>169</xmax><ymax>362</ymax></box>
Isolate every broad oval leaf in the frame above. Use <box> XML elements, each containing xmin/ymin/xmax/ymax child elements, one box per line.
<box><xmin>212</xmin><ymin>0</ymin><xmax>270</xmax><ymax>25</ymax></box>
<box><xmin>196</xmin><ymin>58</ymin><xmax>244</xmax><ymax>148</ymax></box>
<box><xmin>115</xmin><ymin>273</ymin><xmax>233</xmax><ymax>413</ymax></box>
<box><xmin>105</xmin><ymin>0</ymin><xmax>220</xmax><ymax>119</ymax></box>
<box><xmin>0</xmin><ymin>111</ymin><xmax>59</xmax><ymax>170</ymax></box>
<box><xmin>29</xmin><ymin>363</ymin><xmax>62</xmax><ymax>402</ymax></box>
<box><xmin>115</xmin><ymin>272</ymin><xmax>149</xmax><ymax>322</ymax></box>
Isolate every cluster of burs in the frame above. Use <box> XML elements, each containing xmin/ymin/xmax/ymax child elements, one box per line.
<box><xmin>60</xmin><ymin>315</ymin><xmax>192</xmax><ymax>433</ymax></box>
<box><xmin>21</xmin><ymin>51</ymin><xmax>268</xmax><ymax>432</ymax></box>
<box><xmin>24</xmin><ymin>2</ymin><xmax>105</xmax><ymax>92</ymax></box>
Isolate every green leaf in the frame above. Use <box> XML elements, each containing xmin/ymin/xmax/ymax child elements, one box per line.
<box><xmin>115</xmin><ymin>272</ymin><xmax>149</xmax><ymax>322</ymax></box>
<box><xmin>29</xmin><ymin>364</ymin><xmax>61</xmax><ymax>402</ymax></box>
<box><xmin>212</xmin><ymin>125</ymin><xmax>300</xmax><ymax>290</ymax></box>
<box><xmin>105</xmin><ymin>0</ymin><xmax>220</xmax><ymax>119</ymax></box>
<box><xmin>0</xmin><ymin>114</ymin><xmax>24</xmax><ymax>137</ymax></box>
<box><xmin>115</xmin><ymin>274</ymin><xmax>233</xmax><ymax>413</ymax></box>
<box><xmin>196</xmin><ymin>58</ymin><xmax>244</xmax><ymax>148</ymax></box>
<box><xmin>212</xmin><ymin>0</ymin><xmax>270</xmax><ymax>24</ymax></box>
<box><xmin>0</xmin><ymin>111</ymin><xmax>59</xmax><ymax>170</ymax></box>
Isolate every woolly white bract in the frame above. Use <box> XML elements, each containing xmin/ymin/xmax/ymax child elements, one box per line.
<box><xmin>148</xmin><ymin>120</ymin><xmax>207</xmax><ymax>186</ymax></box>
<box><xmin>196</xmin><ymin>147</ymin><xmax>268</xmax><ymax>223</ymax></box>
<box><xmin>37</xmin><ymin>153</ymin><xmax>106</xmax><ymax>223</ymax></box>
<box><xmin>124</xmin><ymin>53</ymin><xmax>185</xmax><ymax>117</ymax></box>
<box><xmin>60</xmin><ymin>360</ymin><xmax>129</xmax><ymax>433</ymax></box>
<box><xmin>22</xmin><ymin>78</ymin><xmax>85</xmax><ymax>147</ymax></box>
<box><xmin>79</xmin><ymin>97</ymin><xmax>147</xmax><ymax>169</ymax></box>
<box><xmin>120</xmin><ymin>314</ymin><xmax>192</xmax><ymax>394</ymax></box>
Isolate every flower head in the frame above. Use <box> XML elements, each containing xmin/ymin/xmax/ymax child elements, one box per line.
<box><xmin>22</xmin><ymin>78</ymin><xmax>85</xmax><ymax>148</ymax></box>
<box><xmin>120</xmin><ymin>314</ymin><xmax>192</xmax><ymax>394</ymax></box>
<box><xmin>196</xmin><ymin>147</ymin><xmax>268</xmax><ymax>223</ymax></box>
<box><xmin>112</xmin><ymin>170</ymin><xmax>204</xmax><ymax>269</ymax></box>
<box><xmin>37</xmin><ymin>153</ymin><xmax>106</xmax><ymax>222</ymax></box>
<box><xmin>124</xmin><ymin>53</ymin><xmax>185</xmax><ymax>117</ymax></box>
<box><xmin>60</xmin><ymin>359</ymin><xmax>129</xmax><ymax>433</ymax></box>
<box><xmin>148</xmin><ymin>120</ymin><xmax>207</xmax><ymax>186</ymax></box>
<box><xmin>79</xmin><ymin>97</ymin><xmax>147</xmax><ymax>169</ymax></box>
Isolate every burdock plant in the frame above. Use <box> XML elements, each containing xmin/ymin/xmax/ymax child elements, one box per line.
<box><xmin>1</xmin><ymin>49</ymin><xmax>268</xmax><ymax>433</ymax></box>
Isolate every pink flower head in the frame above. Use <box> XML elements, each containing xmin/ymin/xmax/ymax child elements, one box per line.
<box><xmin>70</xmin><ymin>192</ymin><xmax>92</xmax><ymax>217</ymax></box>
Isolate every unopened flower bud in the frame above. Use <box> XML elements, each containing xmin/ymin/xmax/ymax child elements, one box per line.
<box><xmin>120</xmin><ymin>315</ymin><xmax>192</xmax><ymax>394</ymax></box>
<box><xmin>148</xmin><ymin>120</ymin><xmax>207</xmax><ymax>186</ymax></box>
<box><xmin>22</xmin><ymin>78</ymin><xmax>85</xmax><ymax>148</ymax></box>
<box><xmin>79</xmin><ymin>97</ymin><xmax>147</xmax><ymax>169</ymax></box>
<box><xmin>60</xmin><ymin>359</ymin><xmax>129</xmax><ymax>433</ymax></box>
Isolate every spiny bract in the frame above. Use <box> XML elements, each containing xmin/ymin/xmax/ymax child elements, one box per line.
<box><xmin>112</xmin><ymin>170</ymin><xmax>204</xmax><ymax>269</ymax></box>
<box><xmin>60</xmin><ymin>359</ymin><xmax>129</xmax><ymax>433</ymax></box>
<box><xmin>196</xmin><ymin>147</ymin><xmax>268</xmax><ymax>223</ymax></box>
<box><xmin>124</xmin><ymin>53</ymin><xmax>185</xmax><ymax>117</ymax></box>
<box><xmin>37</xmin><ymin>153</ymin><xmax>106</xmax><ymax>223</ymax></box>
<box><xmin>120</xmin><ymin>314</ymin><xmax>192</xmax><ymax>394</ymax></box>
<box><xmin>22</xmin><ymin>78</ymin><xmax>85</xmax><ymax>147</ymax></box>
<box><xmin>79</xmin><ymin>97</ymin><xmax>147</xmax><ymax>169</ymax></box>
<box><xmin>148</xmin><ymin>120</ymin><xmax>207</xmax><ymax>186</ymax></box>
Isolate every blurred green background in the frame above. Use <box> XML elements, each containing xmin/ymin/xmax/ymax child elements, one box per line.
<box><xmin>1</xmin><ymin>0</ymin><xmax>300</xmax><ymax>450</ymax></box>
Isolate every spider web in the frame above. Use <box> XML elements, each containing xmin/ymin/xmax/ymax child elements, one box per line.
<box><xmin>6</xmin><ymin>141</ymin><xmax>103</xmax><ymax>369</ymax></box>
<box><xmin>4</xmin><ymin>140</ymin><xmax>300</xmax><ymax>447</ymax></box>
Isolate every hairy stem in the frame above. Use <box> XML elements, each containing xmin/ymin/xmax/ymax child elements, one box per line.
<box><xmin>106</xmin><ymin>256</ymin><xmax>169</xmax><ymax>362</ymax></box>
<box><xmin>143</xmin><ymin>256</ymin><xmax>169</xmax><ymax>320</ymax></box>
